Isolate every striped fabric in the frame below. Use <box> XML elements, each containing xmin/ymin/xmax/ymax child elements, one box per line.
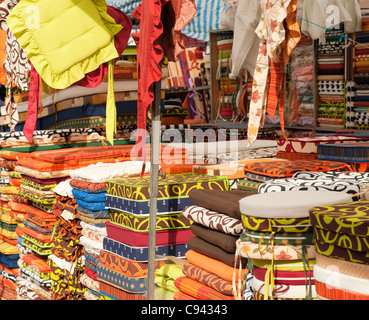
<box><xmin>106</xmin><ymin>0</ymin><xmax>226</xmax><ymax>42</ymax></box>
<box><xmin>105</xmin><ymin>0</ymin><xmax>140</xmax><ymax>18</ymax></box>
<box><xmin>181</xmin><ymin>0</ymin><xmax>226</xmax><ymax>41</ymax></box>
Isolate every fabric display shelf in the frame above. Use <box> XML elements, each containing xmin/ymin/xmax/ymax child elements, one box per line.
<box><xmin>309</xmin><ymin>201</ymin><xmax>369</xmax><ymax>299</ymax></box>
<box><xmin>316</xmin><ymin>29</ymin><xmax>346</xmax><ymax>130</ymax></box>
<box><xmin>236</xmin><ymin>158</ymin><xmax>352</xmax><ymax>193</ymax></box>
<box><xmin>237</xmin><ymin>190</ymin><xmax>354</xmax><ymax>300</ymax></box>
<box><xmin>172</xmin><ymin>189</ymin><xmax>252</xmax><ymax>300</ymax></box>
<box><xmin>317</xmin><ymin>142</ymin><xmax>369</xmax><ymax>171</ymax></box>
<box><xmin>276</xmin><ymin>135</ymin><xmax>369</xmax><ymax>161</ymax></box>
<box><xmin>101</xmin><ymin>173</ymin><xmax>230</xmax><ymax>300</ymax></box>
<box><xmin>286</xmin><ymin>35</ymin><xmax>314</xmax><ymax>128</ymax></box>
<box><xmin>351</xmin><ymin>31</ymin><xmax>369</xmax><ymax>130</ymax></box>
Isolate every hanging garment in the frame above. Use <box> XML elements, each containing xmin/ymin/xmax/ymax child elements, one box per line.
<box><xmin>229</xmin><ymin>0</ymin><xmax>261</xmax><ymax>79</ymax></box>
<box><xmin>300</xmin><ymin>0</ymin><xmax>353</xmax><ymax>43</ymax></box>
<box><xmin>132</xmin><ymin>0</ymin><xmax>196</xmax><ymax>158</ymax></box>
<box><xmin>248</xmin><ymin>0</ymin><xmax>300</xmax><ymax>147</ymax></box>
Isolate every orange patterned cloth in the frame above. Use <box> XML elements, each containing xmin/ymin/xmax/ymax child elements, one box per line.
<box><xmin>174</xmin><ymin>276</ymin><xmax>235</xmax><ymax>300</ymax></box>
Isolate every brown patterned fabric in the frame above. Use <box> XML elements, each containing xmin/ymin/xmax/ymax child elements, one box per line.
<box><xmin>69</xmin><ymin>179</ymin><xmax>106</xmax><ymax>192</ymax></box>
<box><xmin>182</xmin><ymin>263</ymin><xmax>234</xmax><ymax>296</ymax></box>
<box><xmin>190</xmin><ymin>223</ymin><xmax>238</xmax><ymax>253</ymax></box>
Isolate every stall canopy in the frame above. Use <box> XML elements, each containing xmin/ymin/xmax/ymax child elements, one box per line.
<box><xmin>106</xmin><ymin>0</ymin><xmax>226</xmax><ymax>41</ymax></box>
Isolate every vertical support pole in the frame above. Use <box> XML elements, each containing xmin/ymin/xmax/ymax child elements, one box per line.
<box><xmin>147</xmin><ymin>75</ymin><xmax>161</xmax><ymax>300</ymax></box>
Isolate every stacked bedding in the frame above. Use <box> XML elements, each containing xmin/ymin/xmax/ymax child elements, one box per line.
<box><xmin>70</xmin><ymin>161</ymin><xmax>150</xmax><ymax>300</ymax></box>
<box><xmin>47</xmin><ymin>180</ymin><xmax>85</xmax><ymax>300</ymax></box>
<box><xmin>99</xmin><ymin>173</ymin><xmax>229</xmax><ymax>300</ymax></box>
<box><xmin>237</xmin><ymin>190</ymin><xmax>353</xmax><ymax>300</ymax></box>
<box><xmin>309</xmin><ymin>201</ymin><xmax>369</xmax><ymax>299</ymax></box>
<box><xmin>177</xmin><ymin>189</ymin><xmax>252</xmax><ymax>300</ymax></box>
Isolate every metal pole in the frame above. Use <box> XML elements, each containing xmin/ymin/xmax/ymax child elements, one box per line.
<box><xmin>147</xmin><ymin>72</ymin><xmax>162</xmax><ymax>300</ymax></box>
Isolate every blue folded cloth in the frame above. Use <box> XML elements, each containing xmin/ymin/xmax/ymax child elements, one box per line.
<box><xmin>72</xmin><ymin>188</ymin><xmax>106</xmax><ymax>202</ymax></box>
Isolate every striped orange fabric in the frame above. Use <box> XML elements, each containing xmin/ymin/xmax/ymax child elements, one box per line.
<box><xmin>315</xmin><ymin>281</ymin><xmax>369</xmax><ymax>300</ymax></box>
<box><xmin>174</xmin><ymin>276</ymin><xmax>235</xmax><ymax>300</ymax></box>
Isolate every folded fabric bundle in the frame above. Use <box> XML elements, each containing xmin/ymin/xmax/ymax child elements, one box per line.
<box><xmin>106</xmin><ymin>173</ymin><xmax>229</xmax><ymax>200</ymax></box>
<box><xmin>75</xmin><ymin>198</ymin><xmax>105</xmax><ymax>211</ymax></box>
<box><xmin>174</xmin><ymin>276</ymin><xmax>235</xmax><ymax>300</ymax></box>
<box><xmin>105</xmin><ymin>194</ymin><xmax>194</xmax><ymax>215</ymax></box>
<box><xmin>318</xmin><ymin>142</ymin><xmax>369</xmax><ymax>162</ymax></box>
<box><xmin>154</xmin><ymin>263</ymin><xmax>184</xmax><ymax>293</ymax></box>
<box><xmin>188</xmin><ymin>236</ymin><xmax>246</xmax><ymax>267</ymax></box>
<box><xmin>99</xmin><ymin>249</ymin><xmax>165</xmax><ymax>278</ymax></box>
<box><xmin>69</xmin><ymin>161</ymin><xmax>149</xmax><ymax>183</ymax></box>
<box><xmin>182</xmin><ymin>263</ymin><xmax>233</xmax><ymax>296</ymax></box>
<box><xmin>243</xmin><ymin>159</ymin><xmax>352</xmax><ymax>179</ymax></box>
<box><xmin>190</xmin><ymin>223</ymin><xmax>238</xmax><ymax>253</ymax></box>
<box><xmin>72</xmin><ymin>188</ymin><xmax>106</xmax><ymax>202</ymax></box>
<box><xmin>103</xmin><ymin>237</ymin><xmax>189</xmax><ymax>262</ymax></box>
<box><xmin>105</xmin><ymin>221</ymin><xmax>194</xmax><ymax>247</ymax></box>
<box><xmin>76</xmin><ymin>206</ymin><xmax>109</xmax><ymax>219</ymax></box>
<box><xmin>99</xmin><ymin>281</ymin><xmax>146</xmax><ymax>300</ymax></box>
<box><xmin>239</xmin><ymin>190</ymin><xmax>352</xmax><ymax>219</ymax></box>
<box><xmin>69</xmin><ymin>179</ymin><xmax>106</xmax><ymax>192</ymax></box>
<box><xmin>309</xmin><ymin>201</ymin><xmax>369</xmax><ymax>264</ymax></box>
<box><xmin>185</xmin><ymin>250</ymin><xmax>245</xmax><ymax>283</ymax></box>
<box><xmin>182</xmin><ymin>205</ymin><xmax>243</xmax><ymax>236</ymax></box>
<box><xmin>258</xmin><ymin>177</ymin><xmax>363</xmax><ymax>196</ymax></box>
<box><xmin>277</xmin><ymin>135</ymin><xmax>369</xmax><ymax>154</ymax></box>
<box><xmin>108</xmin><ymin>210</ymin><xmax>191</xmax><ymax>232</ymax></box>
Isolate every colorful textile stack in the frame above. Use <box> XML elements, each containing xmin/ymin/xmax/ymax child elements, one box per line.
<box><xmin>99</xmin><ymin>173</ymin><xmax>229</xmax><ymax>300</ymax></box>
<box><xmin>237</xmin><ymin>190</ymin><xmax>353</xmax><ymax>300</ymax></box>
<box><xmin>176</xmin><ymin>189</ymin><xmax>251</xmax><ymax>300</ymax></box>
<box><xmin>309</xmin><ymin>201</ymin><xmax>369</xmax><ymax>300</ymax></box>
<box><xmin>317</xmin><ymin>141</ymin><xmax>369</xmax><ymax>171</ymax></box>
<box><xmin>69</xmin><ymin>161</ymin><xmax>150</xmax><ymax>301</ymax></box>
<box><xmin>316</xmin><ymin>29</ymin><xmax>346</xmax><ymax>130</ymax></box>
<box><xmin>276</xmin><ymin>134</ymin><xmax>369</xmax><ymax>160</ymax></box>
<box><xmin>237</xmin><ymin>158</ymin><xmax>352</xmax><ymax>192</ymax></box>
<box><xmin>47</xmin><ymin>180</ymin><xmax>85</xmax><ymax>300</ymax></box>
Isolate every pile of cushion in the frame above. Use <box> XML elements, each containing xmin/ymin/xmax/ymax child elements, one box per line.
<box><xmin>237</xmin><ymin>190</ymin><xmax>353</xmax><ymax>300</ymax></box>
<box><xmin>176</xmin><ymin>189</ymin><xmax>252</xmax><ymax>300</ymax></box>
<box><xmin>99</xmin><ymin>172</ymin><xmax>229</xmax><ymax>300</ymax></box>
<box><xmin>309</xmin><ymin>201</ymin><xmax>369</xmax><ymax>300</ymax></box>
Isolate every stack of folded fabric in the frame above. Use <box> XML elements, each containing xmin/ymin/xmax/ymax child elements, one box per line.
<box><xmin>259</xmin><ymin>170</ymin><xmax>369</xmax><ymax>199</ymax></box>
<box><xmin>309</xmin><ymin>200</ymin><xmax>369</xmax><ymax>299</ymax></box>
<box><xmin>317</xmin><ymin>141</ymin><xmax>369</xmax><ymax>171</ymax></box>
<box><xmin>177</xmin><ymin>189</ymin><xmax>252</xmax><ymax>300</ymax></box>
<box><xmin>99</xmin><ymin>172</ymin><xmax>229</xmax><ymax>300</ymax></box>
<box><xmin>275</xmin><ymin>135</ymin><xmax>369</xmax><ymax>160</ymax></box>
<box><xmin>47</xmin><ymin>180</ymin><xmax>85</xmax><ymax>300</ymax></box>
<box><xmin>0</xmin><ymin>151</ymin><xmax>29</xmax><ymax>299</ymax></box>
<box><xmin>15</xmin><ymin>201</ymin><xmax>56</xmax><ymax>300</ymax></box>
<box><xmin>237</xmin><ymin>158</ymin><xmax>353</xmax><ymax>192</ymax></box>
<box><xmin>237</xmin><ymin>190</ymin><xmax>353</xmax><ymax>300</ymax></box>
<box><xmin>316</xmin><ymin>29</ymin><xmax>346</xmax><ymax>130</ymax></box>
<box><xmin>69</xmin><ymin>161</ymin><xmax>150</xmax><ymax>301</ymax></box>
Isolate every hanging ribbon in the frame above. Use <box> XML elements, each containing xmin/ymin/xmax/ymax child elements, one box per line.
<box><xmin>106</xmin><ymin>59</ymin><xmax>116</xmax><ymax>145</ymax></box>
<box><xmin>23</xmin><ymin>64</ymin><xmax>41</xmax><ymax>143</ymax></box>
